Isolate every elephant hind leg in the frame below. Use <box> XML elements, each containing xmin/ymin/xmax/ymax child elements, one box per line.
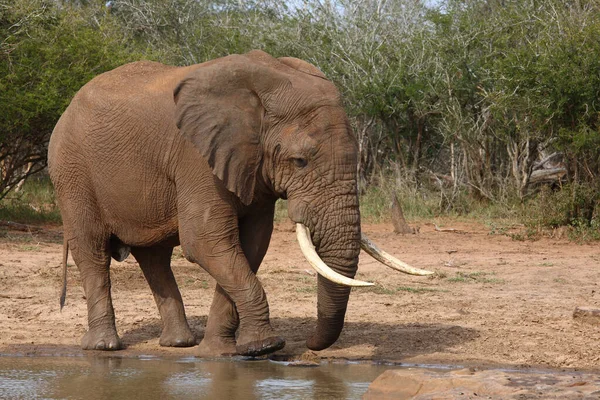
<box><xmin>68</xmin><ymin>231</ymin><xmax>122</xmax><ymax>351</ymax></box>
<box><xmin>131</xmin><ymin>246</ymin><xmax>196</xmax><ymax>347</ymax></box>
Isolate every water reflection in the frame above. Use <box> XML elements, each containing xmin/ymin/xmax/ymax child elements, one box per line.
<box><xmin>0</xmin><ymin>356</ymin><xmax>392</xmax><ymax>399</ymax></box>
<box><xmin>1</xmin><ymin>367</ymin><xmax>55</xmax><ymax>398</ymax></box>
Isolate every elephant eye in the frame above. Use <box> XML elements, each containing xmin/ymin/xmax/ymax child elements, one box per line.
<box><xmin>292</xmin><ymin>157</ymin><xmax>308</xmax><ymax>168</ymax></box>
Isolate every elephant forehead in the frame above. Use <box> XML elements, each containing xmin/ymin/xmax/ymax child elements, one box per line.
<box><xmin>293</xmin><ymin>113</ymin><xmax>356</xmax><ymax>153</ymax></box>
<box><xmin>311</xmin><ymin>129</ymin><xmax>358</xmax><ymax>181</ymax></box>
<box><xmin>327</xmin><ymin>138</ymin><xmax>358</xmax><ymax>172</ymax></box>
<box><xmin>298</xmin><ymin>105</ymin><xmax>347</xmax><ymax>129</ymax></box>
<box><xmin>271</xmin><ymin>78</ymin><xmax>342</xmax><ymax>116</ymax></box>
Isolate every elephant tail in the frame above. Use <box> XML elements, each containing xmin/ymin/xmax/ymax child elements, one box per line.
<box><xmin>59</xmin><ymin>239</ymin><xmax>69</xmax><ymax>310</ymax></box>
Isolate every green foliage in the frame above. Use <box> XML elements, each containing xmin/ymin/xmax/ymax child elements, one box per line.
<box><xmin>2</xmin><ymin>0</ymin><xmax>600</xmax><ymax>235</ymax></box>
<box><xmin>0</xmin><ymin>176</ymin><xmax>61</xmax><ymax>224</ymax></box>
<box><xmin>274</xmin><ymin>199</ymin><xmax>288</xmax><ymax>222</ymax></box>
<box><xmin>360</xmin><ymin>183</ymin><xmax>441</xmax><ymax>223</ymax></box>
<box><xmin>524</xmin><ymin>183</ymin><xmax>600</xmax><ymax>241</ymax></box>
<box><xmin>0</xmin><ymin>0</ymin><xmax>142</xmax><ymax>198</ymax></box>
<box><xmin>527</xmin><ymin>186</ymin><xmax>576</xmax><ymax>229</ymax></box>
<box><xmin>568</xmin><ymin>218</ymin><xmax>600</xmax><ymax>242</ymax></box>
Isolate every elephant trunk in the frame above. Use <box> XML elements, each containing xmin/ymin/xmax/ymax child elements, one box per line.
<box><xmin>307</xmin><ymin>275</ymin><xmax>353</xmax><ymax>350</ymax></box>
<box><xmin>306</xmin><ymin>209</ymin><xmax>361</xmax><ymax>351</ymax></box>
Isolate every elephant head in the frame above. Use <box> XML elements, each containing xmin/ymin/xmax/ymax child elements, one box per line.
<box><xmin>173</xmin><ymin>50</ymin><xmax>431</xmax><ymax>351</ymax></box>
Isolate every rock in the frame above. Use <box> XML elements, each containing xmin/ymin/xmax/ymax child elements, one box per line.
<box><xmin>573</xmin><ymin>306</ymin><xmax>600</xmax><ymax>325</ymax></box>
<box><xmin>363</xmin><ymin>368</ymin><xmax>600</xmax><ymax>399</ymax></box>
<box><xmin>287</xmin><ymin>350</ymin><xmax>320</xmax><ymax>366</ymax></box>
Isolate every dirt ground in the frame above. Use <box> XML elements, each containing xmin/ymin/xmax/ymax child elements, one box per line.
<box><xmin>1</xmin><ymin>220</ymin><xmax>599</xmax><ymax>370</ymax></box>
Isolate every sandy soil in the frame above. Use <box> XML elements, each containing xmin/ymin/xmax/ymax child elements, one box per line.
<box><xmin>1</xmin><ymin>221</ymin><xmax>599</xmax><ymax>370</ymax></box>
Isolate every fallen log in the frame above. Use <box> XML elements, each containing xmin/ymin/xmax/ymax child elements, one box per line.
<box><xmin>529</xmin><ymin>168</ymin><xmax>566</xmax><ymax>185</ymax></box>
<box><xmin>0</xmin><ymin>220</ymin><xmax>43</xmax><ymax>232</ymax></box>
<box><xmin>434</xmin><ymin>224</ymin><xmax>465</xmax><ymax>234</ymax></box>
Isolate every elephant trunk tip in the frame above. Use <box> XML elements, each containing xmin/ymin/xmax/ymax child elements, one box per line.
<box><xmin>305</xmin><ymin>313</ymin><xmax>345</xmax><ymax>351</ymax></box>
<box><xmin>306</xmin><ymin>333</ymin><xmax>340</xmax><ymax>352</ymax></box>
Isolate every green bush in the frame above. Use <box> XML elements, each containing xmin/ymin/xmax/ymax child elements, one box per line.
<box><xmin>0</xmin><ymin>0</ymin><xmax>144</xmax><ymax>199</ymax></box>
<box><xmin>2</xmin><ymin>0</ymin><xmax>600</xmax><ymax>241</ymax></box>
<box><xmin>0</xmin><ymin>176</ymin><xmax>61</xmax><ymax>224</ymax></box>
<box><xmin>522</xmin><ymin>184</ymin><xmax>600</xmax><ymax>241</ymax></box>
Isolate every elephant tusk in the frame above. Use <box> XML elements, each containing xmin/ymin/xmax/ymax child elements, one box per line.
<box><xmin>296</xmin><ymin>223</ymin><xmax>374</xmax><ymax>287</ymax></box>
<box><xmin>360</xmin><ymin>234</ymin><xmax>434</xmax><ymax>276</ymax></box>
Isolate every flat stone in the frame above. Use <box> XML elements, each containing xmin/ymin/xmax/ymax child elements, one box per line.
<box><xmin>363</xmin><ymin>368</ymin><xmax>600</xmax><ymax>399</ymax></box>
<box><xmin>573</xmin><ymin>306</ymin><xmax>600</xmax><ymax>324</ymax></box>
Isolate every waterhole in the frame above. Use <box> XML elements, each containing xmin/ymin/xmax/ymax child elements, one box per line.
<box><xmin>0</xmin><ymin>355</ymin><xmax>396</xmax><ymax>399</ymax></box>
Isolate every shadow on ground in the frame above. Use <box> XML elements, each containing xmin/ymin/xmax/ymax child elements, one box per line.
<box><xmin>119</xmin><ymin>316</ymin><xmax>478</xmax><ymax>361</ymax></box>
<box><xmin>120</xmin><ymin>316</ymin><xmax>207</xmax><ymax>347</ymax></box>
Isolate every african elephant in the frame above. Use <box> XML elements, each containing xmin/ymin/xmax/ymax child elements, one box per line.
<box><xmin>48</xmin><ymin>50</ymin><xmax>431</xmax><ymax>357</ymax></box>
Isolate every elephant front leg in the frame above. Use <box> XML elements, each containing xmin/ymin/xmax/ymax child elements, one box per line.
<box><xmin>198</xmin><ymin>209</ymin><xmax>275</xmax><ymax>357</ymax></box>
<box><xmin>199</xmin><ymin>253</ymin><xmax>283</xmax><ymax>356</ymax></box>
<box><xmin>184</xmin><ymin>230</ymin><xmax>282</xmax><ymax>356</ymax></box>
<box><xmin>220</xmin><ymin>261</ymin><xmax>284</xmax><ymax>357</ymax></box>
<box><xmin>131</xmin><ymin>246</ymin><xmax>196</xmax><ymax>347</ymax></box>
<box><xmin>71</xmin><ymin>238</ymin><xmax>122</xmax><ymax>351</ymax></box>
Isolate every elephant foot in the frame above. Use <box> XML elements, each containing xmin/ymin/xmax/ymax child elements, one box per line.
<box><xmin>236</xmin><ymin>327</ymin><xmax>286</xmax><ymax>357</ymax></box>
<box><xmin>236</xmin><ymin>336</ymin><xmax>285</xmax><ymax>357</ymax></box>
<box><xmin>159</xmin><ymin>326</ymin><xmax>196</xmax><ymax>347</ymax></box>
<box><xmin>81</xmin><ymin>328</ymin><xmax>123</xmax><ymax>351</ymax></box>
<box><xmin>197</xmin><ymin>335</ymin><xmax>237</xmax><ymax>357</ymax></box>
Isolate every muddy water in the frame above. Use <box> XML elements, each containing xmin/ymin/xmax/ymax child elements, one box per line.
<box><xmin>0</xmin><ymin>356</ymin><xmax>394</xmax><ymax>399</ymax></box>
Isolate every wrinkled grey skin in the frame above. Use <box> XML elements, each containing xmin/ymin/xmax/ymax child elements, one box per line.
<box><xmin>48</xmin><ymin>50</ymin><xmax>361</xmax><ymax>357</ymax></box>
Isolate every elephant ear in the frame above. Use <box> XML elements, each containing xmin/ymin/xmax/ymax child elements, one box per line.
<box><xmin>278</xmin><ymin>57</ymin><xmax>327</xmax><ymax>80</ymax></box>
<box><xmin>174</xmin><ymin>56</ymin><xmax>269</xmax><ymax>205</ymax></box>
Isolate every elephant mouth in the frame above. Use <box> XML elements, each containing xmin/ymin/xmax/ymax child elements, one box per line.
<box><xmin>295</xmin><ymin>223</ymin><xmax>433</xmax><ymax>287</ymax></box>
<box><xmin>296</xmin><ymin>224</ymin><xmax>372</xmax><ymax>286</ymax></box>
